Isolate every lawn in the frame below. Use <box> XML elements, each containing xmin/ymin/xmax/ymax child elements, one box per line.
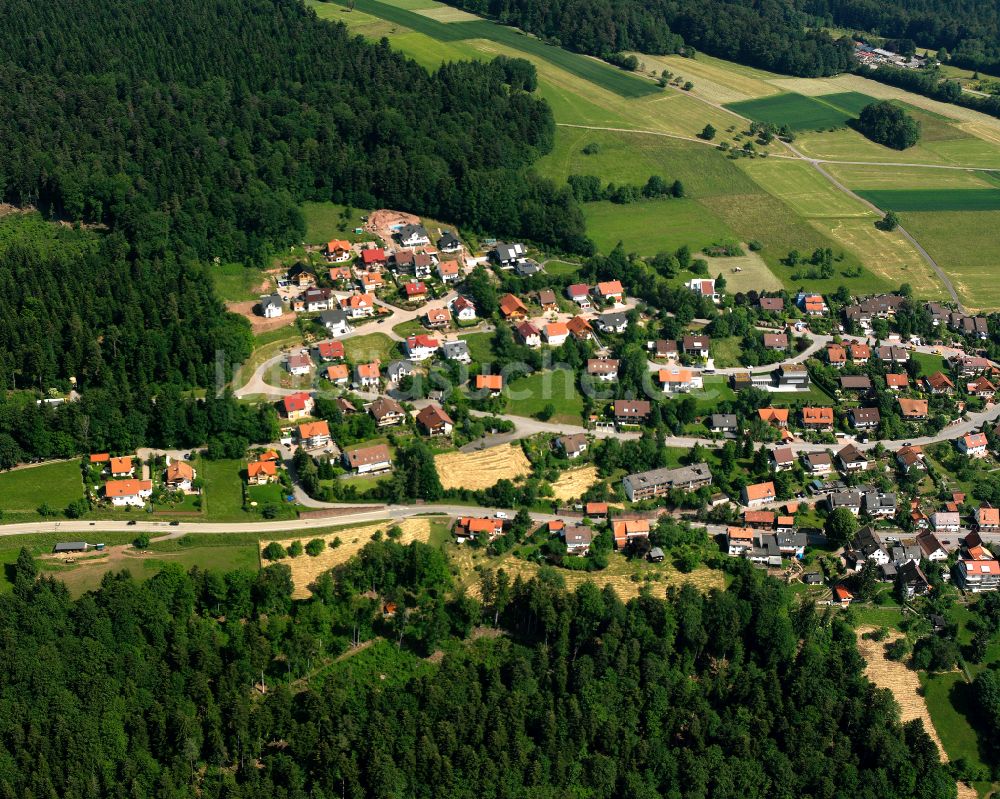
<box><xmin>709</xmin><ymin>336</ymin><xmax>743</xmax><ymax>367</ymax></box>
<box><xmin>910</xmin><ymin>351</ymin><xmax>947</xmax><ymax>377</ymax></box>
<box><xmin>300</xmin><ymin>201</ymin><xmax>373</xmax><ymax>245</ymax></box>
<box><xmin>198</xmin><ymin>458</ymin><xmax>248</xmax><ymax>521</ymax></box>
<box><xmin>689</xmin><ymin>375</ymin><xmax>738</xmax><ymax>414</ymax></box>
<box><xmin>211</xmin><ymin>262</ymin><xmax>268</xmax><ymax>302</ymax></box>
<box><xmin>459</xmin><ymin>331</ymin><xmax>495</xmax><ymax>364</ymax></box>
<box><xmin>542</xmin><ymin>259</ymin><xmax>582</xmax><ymax>277</ymax></box>
<box><xmin>392</xmin><ymin>318</ymin><xmax>426</xmax><ymax>338</ymax></box>
<box><xmin>725</xmin><ymin>91</ymin><xmax>876</xmax><ymax>131</ymax></box>
<box><xmin>584</xmin><ymin>198</ymin><xmax>732</xmax><ymax>256</ymax></box>
<box><xmin>921</xmin><ymin>671</ymin><xmax>992</xmax><ymax>785</ymax></box>
<box><xmin>343</xmin><ymin>332</ymin><xmax>400</xmax><ymax>364</ymax></box>
<box><xmin>505</xmin><ymin>369</ymin><xmax>584</xmax><ymax>424</ymax></box>
<box><xmin>0</xmin><ymin>461</ymin><xmax>83</xmax><ymax>515</ymax></box>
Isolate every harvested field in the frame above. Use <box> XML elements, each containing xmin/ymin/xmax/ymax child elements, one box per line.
<box><xmin>260</xmin><ymin>517</ymin><xmax>433</xmax><ymax>598</ymax></box>
<box><xmin>855</xmin><ymin>626</ymin><xmax>948</xmax><ymax>758</ymax></box>
<box><xmin>550</xmin><ymin>466</ymin><xmax>598</xmax><ymax>501</ymax></box>
<box><xmin>698</xmin><ymin>249</ymin><xmax>783</xmax><ymax>293</ymax></box>
<box><xmin>434</xmin><ymin>445</ymin><xmax>532</xmax><ymax>491</ymax></box>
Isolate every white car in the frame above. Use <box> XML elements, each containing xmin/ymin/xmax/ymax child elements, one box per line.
<box><xmin>494</xmin><ymin>511</ymin><xmax>508</xmax><ymax>519</ymax></box>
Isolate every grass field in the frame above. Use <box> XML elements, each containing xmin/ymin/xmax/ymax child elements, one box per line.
<box><xmin>211</xmin><ymin>263</ymin><xmax>268</xmax><ymax>302</ymax></box>
<box><xmin>726</xmin><ymin>91</ymin><xmax>876</xmax><ymax>131</ymax></box>
<box><xmin>459</xmin><ymin>331</ymin><xmax>495</xmax><ymax>364</ymax></box>
<box><xmin>922</xmin><ymin>672</ymin><xmax>992</xmax><ymax>794</ymax></box>
<box><xmin>505</xmin><ymin>369</ymin><xmax>584</xmax><ymax>423</ymax></box>
<box><xmin>199</xmin><ymin>459</ymin><xmax>247</xmax><ymax>520</ymax></box>
<box><xmin>856</xmin><ymin>188</ymin><xmax>1000</xmax><ymax>212</ymax></box>
<box><xmin>698</xmin><ymin>249</ymin><xmax>783</xmax><ymax>292</ymax></box>
<box><xmin>301</xmin><ymin>202</ymin><xmax>373</xmax><ymax>245</ymax></box>
<box><xmin>0</xmin><ymin>461</ymin><xmax>83</xmax><ymax>515</ymax></box>
<box><xmin>626</xmin><ymin>52</ymin><xmax>780</xmax><ymax>104</ymax></box>
<box><xmin>585</xmin><ymin>198</ymin><xmax>732</xmax><ymax>255</ymax></box>
<box><xmin>435</xmin><ymin>445</ymin><xmax>532</xmax><ymax>491</ymax></box>
<box><xmin>343</xmin><ymin>332</ymin><xmax>400</xmax><ymax>364</ymax></box>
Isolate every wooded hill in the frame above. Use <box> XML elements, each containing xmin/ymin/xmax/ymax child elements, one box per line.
<box><xmin>0</xmin><ymin>544</ymin><xmax>958</xmax><ymax>799</ymax></box>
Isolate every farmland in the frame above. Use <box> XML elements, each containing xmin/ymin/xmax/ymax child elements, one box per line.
<box><xmin>0</xmin><ymin>461</ymin><xmax>83</xmax><ymax>516</ymax></box>
<box><xmin>434</xmin><ymin>445</ymin><xmax>532</xmax><ymax>491</ymax></box>
<box><xmin>549</xmin><ymin>466</ymin><xmax>598</xmax><ymax>501</ymax></box>
<box><xmin>855</xmin><ymin>189</ymin><xmax>1000</xmax><ymax>212</ymax></box>
<box><xmin>726</xmin><ymin>91</ymin><xmax>876</xmax><ymax>131</ymax></box>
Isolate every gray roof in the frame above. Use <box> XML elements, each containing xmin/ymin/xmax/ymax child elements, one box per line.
<box><xmin>494</xmin><ymin>242</ymin><xmax>525</xmax><ymax>261</ymax></box>
<box><xmin>830</xmin><ymin>491</ymin><xmax>862</xmax><ymax>508</ymax></box>
<box><xmin>624</xmin><ymin>463</ymin><xmax>712</xmax><ymax>490</ymax></box>
<box><xmin>262</xmin><ymin>293</ymin><xmax>283</xmax><ymax>309</ymax></box>
<box><xmin>438</xmin><ymin>231</ymin><xmax>461</xmax><ymax>248</ymax></box>
<box><xmin>320</xmin><ymin>309</ymin><xmax>350</xmax><ymax>326</ymax></box>
<box><xmin>442</xmin><ymin>340</ymin><xmax>470</xmax><ymax>358</ymax></box>
<box><xmin>387</xmin><ymin>359</ymin><xmax>416</xmax><ymax>378</ymax></box>
<box><xmin>53</xmin><ymin>542</ymin><xmax>88</xmax><ymax>553</ymax></box>
<box><xmin>710</xmin><ymin>414</ymin><xmax>738</xmax><ymax>429</ymax></box>
<box><xmin>597</xmin><ymin>312</ymin><xmax>628</xmax><ymax>328</ymax></box>
<box><xmin>399</xmin><ymin>223</ymin><xmax>428</xmax><ymax>239</ymax></box>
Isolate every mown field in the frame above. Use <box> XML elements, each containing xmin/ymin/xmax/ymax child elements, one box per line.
<box><xmin>0</xmin><ymin>461</ymin><xmax>83</xmax><ymax>515</ymax></box>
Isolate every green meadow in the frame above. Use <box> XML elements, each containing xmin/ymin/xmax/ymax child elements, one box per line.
<box><xmin>856</xmin><ymin>188</ymin><xmax>1000</xmax><ymax>212</ymax></box>
<box><xmin>726</xmin><ymin>91</ymin><xmax>876</xmax><ymax>131</ymax></box>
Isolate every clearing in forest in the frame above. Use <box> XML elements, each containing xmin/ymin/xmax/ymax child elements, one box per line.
<box><xmin>434</xmin><ymin>445</ymin><xmax>532</xmax><ymax>491</ymax></box>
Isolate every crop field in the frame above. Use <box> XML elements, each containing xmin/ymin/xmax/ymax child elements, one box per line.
<box><xmin>856</xmin><ymin>188</ymin><xmax>1000</xmax><ymax>212</ymax></box>
<box><xmin>261</xmin><ymin>517</ymin><xmax>436</xmax><ymax>597</ymax></box>
<box><xmin>549</xmin><ymin>466</ymin><xmax>598</xmax><ymax>501</ymax></box>
<box><xmin>0</xmin><ymin>461</ymin><xmax>83</xmax><ymax>515</ymax></box>
<box><xmin>698</xmin><ymin>249</ymin><xmax>783</xmax><ymax>293</ymax></box>
<box><xmin>726</xmin><ymin>91</ymin><xmax>875</xmax><ymax>131</ymax></box>
<box><xmin>624</xmin><ymin>52</ymin><xmax>780</xmax><ymax>104</ymax></box>
<box><xmin>826</xmin><ymin>163</ymin><xmax>996</xmax><ymax>191</ymax></box>
<box><xmin>434</xmin><ymin>444</ymin><xmax>532</xmax><ymax>491</ymax></box>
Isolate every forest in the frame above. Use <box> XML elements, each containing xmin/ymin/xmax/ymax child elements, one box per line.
<box><xmin>0</xmin><ymin>544</ymin><xmax>959</xmax><ymax>799</ymax></box>
<box><xmin>438</xmin><ymin>0</ymin><xmax>856</xmax><ymax>76</ymax></box>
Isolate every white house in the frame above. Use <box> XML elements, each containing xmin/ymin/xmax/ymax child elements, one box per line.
<box><xmin>958</xmin><ymin>433</ymin><xmax>989</xmax><ymax>458</ymax></box>
<box><xmin>686</xmin><ymin>278</ymin><xmax>720</xmax><ymax>303</ymax></box>
<box><xmin>260</xmin><ymin>293</ymin><xmax>283</xmax><ymax>318</ymax></box>
<box><xmin>545</xmin><ymin>322</ymin><xmax>569</xmax><ymax>347</ymax></box>
<box><xmin>404</xmin><ymin>335</ymin><xmax>440</xmax><ymax>361</ymax></box>
<box><xmin>398</xmin><ymin>224</ymin><xmax>430</xmax><ymax>247</ymax></box>
<box><xmin>286</xmin><ymin>352</ymin><xmax>313</xmax><ymax>376</ymax></box>
<box><xmin>450</xmin><ymin>296</ymin><xmax>477</xmax><ymax>322</ymax></box>
<box><xmin>105</xmin><ymin>479</ymin><xmax>153</xmax><ymax>508</ymax></box>
<box><xmin>319</xmin><ymin>310</ymin><xmax>353</xmax><ymax>337</ymax></box>
<box><xmin>931</xmin><ymin>511</ymin><xmax>961</xmax><ymax>533</ymax></box>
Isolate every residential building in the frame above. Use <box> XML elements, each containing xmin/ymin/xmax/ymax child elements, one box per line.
<box><xmin>398</xmin><ymin>224</ymin><xmax>429</xmax><ymax>248</ymax></box>
<box><xmin>594</xmin><ymin>280</ymin><xmax>624</xmax><ymax>303</ymax></box>
<box><xmin>360</xmin><ymin>248</ymin><xmax>387</xmax><ymax>269</ymax></box>
<box><xmin>286</xmin><ymin>352</ymin><xmax>313</xmax><ymax>376</ymax></box>
<box><xmin>476</xmin><ymin>374</ymin><xmax>503</xmax><ymax>396</ymax></box>
<box><xmin>386</xmin><ymin>360</ymin><xmax>415</xmax><ymax>384</ymax></box>
<box><xmin>491</xmin><ymin>242</ymin><xmax>527</xmax><ymax>267</ymax></box>
<box><xmin>247</xmin><ymin>460</ymin><xmax>278</xmax><ymax>486</ymax></box>
<box><xmin>727</xmin><ymin>527</ymin><xmax>756</xmax><ymax>556</ymax></box>
<box><xmin>287</xmin><ymin>263</ymin><xmax>317</xmax><ymax>287</ymax></box>
<box><xmin>797</xmin><ymin>292</ymin><xmax>827</xmax><ymax>316</ymax></box>
<box><xmin>885</xmin><ymin>373</ymin><xmax>909</xmax><ymax>391</ymax></box>
<box><xmin>450</xmin><ymin>295</ymin><xmax>477</xmax><ymax>322</ymax></box>
<box><xmin>849</xmin><ymin>407</ymin><xmax>881</xmax><ymax>429</ymax></box>
<box><xmin>437</xmin><ymin>259</ymin><xmax>460</xmax><ymax>283</ymax></box>
<box><xmin>837</xmin><ymin>444</ymin><xmax>869</xmax><ymax>472</ymax></box>
<box><xmin>682</xmin><ymin>335</ymin><xmax>710</xmax><ymax>358</ymax></box>
<box><xmin>771</xmin><ymin>446</ymin><xmax>795</xmax><ymax>471</ymax></box>
<box><xmin>653</xmin><ymin>339</ymin><xmax>678</xmax><ymax>360</ymax></box>
<box><xmin>516</xmin><ymin>321</ymin><xmax>542</xmax><ymax>347</ymax></box>
<box><xmin>829</xmin><ymin>491</ymin><xmax>863</xmax><ymax>515</ymax></box>
<box><xmin>877</xmin><ymin>345</ymin><xmax>909</xmax><ymax>364</ymax></box>
<box><xmin>804</xmin><ymin>451</ymin><xmax>833</xmax><ymax>474</ymax></box>
<box><xmin>355</xmin><ymin>361</ymin><xmax>381</xmax><ymax>388</ymax></box>
<box><xmin>367</xmin><ymin>396</ymin><xmax>406</xmax><ymax>427</ymax></box>
<box><xmin>324</xmin><ymin>239</ymin><xmax>352</xmax><ymax>262</ymax></box>
<box><xmin>931</xmin><ymin>511</ymin><xmax>961</xmax><ymax>533</ymax></box>
<box><xmin>763</xmin><ymin>333</ymin><xmax>788</xmax><ymax>350</ymax></box>
<box><xmin>658</xmin><ymin>367</ymin><xmax>701</xmax><ymax>393</ymax></box>
<box><xmin>840</xmin><ymin>375</ymin><xmax>872</xmax><ymax>393</ymax></box>
<box><xmin>499</xmin><ymin>293</ymin><xmax>528</xmax><ymax>320</ymax></box>
<box><xmin>340</xmin><ymin>292</ymin><xmax>377</xmax><ymax>319</ymax></box>
<box><xmin>455</xmin><ymin>516</ymin><xmax>504</xmax><ymax>539</ymax></box>
<box><xmin>164</xmin><ymin>460</ymin><xmax>196</xmax><ymax>492</ymax></box>
<box><xmin>742</xmin><ymin>481</ymin><xmax>776</xmax><ymax>507</ymax></box>
<box><xmin>898</xmin><ymin>561</ymin><xmax>930</xmax><ymax>599</ymax></box>
<box><xmin>403</xmin><ymin>281</ymin><xmax>428</xmax><ymax>301</ymax></box>
<box><xmin>297</xmin><ymin>420</ymin><xmax>331</xmax><ymax>448</ymax></box>
<box><xmin>898</xmin><ymin>398</ymin><xmax>929</xmax><ymax>419</ymax></box>
<box><xmin>586</xmin><ymin>359</ymin><xmax>619</xmax><ymax>381</ymax></box>
<box><xmin>896</xmin><ymin>445</ymin><xmax>925</xmax><ymax>473</ymax></box>
<box><xmin>826</xmin><ymin>343</ymin><xmax>847</xmax><ymax>367</ymax></box>
<box><xmin>556</xmin><ymin>433</ymin><xmax>588</xmax><ymax>459</ymax></box>
<box><xmin>300</xmin><ymin>287</ymin><xmax>333</xmax><ymax>312</ymax></box>
<box><xmin>416</xmin><ymin>404</ymin><xmax>454</xmax><ymax>436</ymax></box>
<box><xmin>545</xmin><ymin>322</ymin><xmax>569</xmax><ymax>346</ymax></box>
<box><xmin>404</xmin><ymin>334</ymin><xmax>440</xmax><ymax>361</ymax></box>
<box><xmin>849</xmin><ymin>342</ymin><xmax>871</xmax><ymax>363</ymax></box>
<box><xmin>613</xmin><ymin>399</ymin><xmax>651</xmax><ymax>426</ymax></box>
<box><xmin>566</xmin><ymin>316</ymin><xmax>594</xmax><ymax>341</ymax></box>
<box><xmin>425</xmin><ymin>307</ymin><xmax>451</xmax><ymax>329</ymax></box>
<box><xmin>104</xmin><ymin>479</ymin><xmax>153</xmax><ymax>508</ymax></box>
<box><xmin>437</xmin><ymin>231</ymin><xmax>462</xmax><ymax>253</ymax></box>
<box><xmin>958</xmin><ymin>432</ymin><xmax>989</xmax><ymax>458</ymax></box>
<box><xmin>260</xmin><ymin>293</ymin><xmax>284</xmax><ymax>318</ymax></box>
<box><xmin>110</xmin><ymin>456</ymin><xmax>134</xmax><ymax>478</ymax></box>
<box><xmin>325</xmin><ymin>364</ymin><xmax>349</xmax><ymax>385</ymax></box>
<box><xmin>958</xmin><ymin>558</ymin><xmax>1000</xmax><ymax>592</ymax></box>
<box><xmin>977</xmin><ymin>506</ymin><xmax>1000</xmax><ymax>533</ymax></box>
<box><xmin>622</xmin><ymin>463</ymin><xmax>713</xmax><ymax>501</ymax></box>
<box><xmin>343</xmin><ymin>443</ymin><xmax>392</xmax><ymax>474</ymax></box>
<box><xmin>537</xmin><ymin>289</ymin><xmax>558</xmax><ymax>312</ymax></box>
<box><xmin>863</xmin><ymin>490</ymin><xmax>896</xmax><ymax>517</ymax></box>
<box><xmin>925</xmin><ymin>372</ymin><xmax>954</xmax><ymax>395</ymax></box>
<box><xmin>315</xmin><ymin>340</ymin><xmax>345</xmax><ymax>361</ymax></box>
<box><xmin>566</xmin><ymin>284</ymin><xmax>592</xmax><ymax>309</ymax></box>
<box><xmin>758</xmin><ymin>407</ymin><xmax>789</xmax><ymax>428</ymax></box>
<box><xmin>853</xmin><ymin>527</ymin><xmax>890</xmax><ymax>565</ymax></box>
<box><xmin>967</xmin><ymin>376</ymin><xmax>997</xmax><ymax>398</ymax></box>
<box><xmin>687</xmin><ymin>278</ymin><xmax>719</xmax><ymax>302</ymax></box>
<box><xmin>801</xmin><ymin>406</ymin><xmax>834</xmax><ymax>431</ymax></box>
<box><xmin>917</xmin><ymin>533</ymin><xmax>948</xmax><ymax>561</ymax></box>
<box><xmin>320</xmin><ymin>309</ymin><xmax>353</xmax><ymax>337</ymax></box>
<box><xmin>441</xmin><ymin>340</ymin><xmax>471</xmax><ymax>363</ymax></box>
<box><xmin>595</xmin><ymin>312</ymin><xmax>628</xmax><ymax>334</ymax></box>
<box><xmin>281</xmin><ymin>391</ymin><xmax>314</xmax><ymax>420</ymax></box>
<box><xmin>709</xmin><ymin>414</ymin><xmax>738</xmax><ymax>433</ymax></box>
<box><xmin>564</xmin><ymin>525</ymin><xmax>594</xmax><ymax>555</ymax></box>
<box><xmin>612</xmin><ymin>518</ymin><xmax>650</xmax><ymax>550</ymax></box>
<box><xmin>777</xmin><ymin>363</ymin><xmax>810</xmax><ymax>389</ymax></box>
<box><xmin>759</xmin><ymin>296</ymin><xmax>785</xmax><ymax>312</ymax></box>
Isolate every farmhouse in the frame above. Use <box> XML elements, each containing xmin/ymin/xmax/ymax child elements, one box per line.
<box><xmin>343</xmin><ymin>443</ymin><xmax>392</xmax><ymax>474</ymax></box>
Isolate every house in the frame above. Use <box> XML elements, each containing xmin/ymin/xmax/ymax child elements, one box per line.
<box><xmin>247</xmin><ymin>460</ymin><xmax>278</xmax><ymax>485</ymax></box>
<box><xmin>341</xmin><ymin>292</ymin><xmax>377</xmax><ymax>319</ymax></box>
<box><xmin>556</xmin><ymin>433</ymin><xmax>588</xmax><ymax>459</ymax></box>
<box><xmin>387</xmin><ymin>360</ymin><xmax>415</xmax><ymax>384</ymax></box>
<box><xmin>355</xmin><ymin>361</ymin><xmax>381</xmax><ymax>388</ymax></box>
<box><xmin>455</xmin><ymin>516</ymin><xmax>504</xmax><ymax>540</ymax></box>
<box><xmin>325</xmin><ymin>364</ymin><xmax>350</xmax><ymax>385</ymax></box>
<box><xmin>849</xmin><ymin>342</ymin><xmax>872</xmax><ymax>363</ymax></box>
<box><xmin>829</xmin><ymin>491</ymin><xmax>863</xmax><ymax>515</ymax></box>
<box><xmin>898</xmin><ymin>398</ymin><xmax>929</xmax><ymax>419</ymax></box>
<box><xmin>476</xmin><ymin>374</ymin><xmax>503</xmax><ymax>396</ymax></box>
<box><xmin>405</xmin><ymin>334</ymin><xmax>440</xmax><ymax>361</ymax></box>
<box><xmin>315</xmin><ymin>340</ymin><xmax>345</xmax><ymax>361</ymax></box>
<box><xmin>612</xmin><ymin>518</ymin><xmax>650</xmax><ymax>550</ymax></box>
<box><xmin>968</xmin><ymin>376</ymin><xmax>997</xmax><ymax>398</ymax></box>
<box><xmin>863</xmin><ymin>490</ymin><xmax>896</xmax><ymax>517</ymax></box>
<box><xmin>566</xmin><ymin>315</ymin><xmax>595</xmax><ymax>341</ymax></box>
<box><xmin>360</xmin><ymin>248</ymin><xmax>387</xmax><ymax>269</ymax></box>
<box><xmin>437</xmin><ymin>231</ymin><xmax>462</xmax><ymax>253</ymax></box>
<box><xmin>833</xmin><ymin>585</ymin><xmax>854</xmax><ymax>606</ymax></box>
<box><xmin>840</xmin><ymin>375</ymin><xmax>872</xmax><ymax>393</ymax></box>
<box><xmin>413</xmin><ymin>252</ymin><xmax>434</xmax><ymax>278</ymax></box>
<box><xmin>924</xmin><ymin>372</ymin><xmax>954</xmax><ymax>395</ymax></box>
<box><xmin>499</xmin><ymin>293</ymin><xmax>528</xmax><ymax>320</ymax></box>
<box><xmin>450</xmin><ymin>296</ymin><xmax>476</xmax><ymax>322</ymax></box>
<box><xmin>744</xmin><ymin>510</ymin><xmax>775</xmax><ymax>529</ymax></box>
<box><xmin>742</xmin><ymin>481</ymin><xmax>776</xmax><ymax>507</ymax></box>
<box><xmin>958</xmin><ymin>432</ymin><xmax>989</xmax><ymax>458</ymax></box>
<box><xmin>425</xmin><ymin>307</ymin><xmax>452</xmax><ymax>329</ymax></box>
<box><xmin>687</xmin><ymin>278</ymin><xmax>719</xmax><ymax>302</ymax></box>
<box><xmin>564</xmin><ymin>525</ymin><xmax>594</xmax><ymax>555</ymax></box>
<box><xmin>403</xmin><ymin>281</ymin><xmax>428</xmax><ymax>301</ymax></box>
<box><xmin>594</xmin><ymin>280</ymin><xmax>624</xmax><ymax>304</ymax></box>
<box><xmin>287</xmin><ymin>263</ymin><xmax>317</xmax><ymax>287</ymax></box>
<box><xmin>416</xmin><ymin>404</ymin><xmax>454</xmax><ymax>436</ymax></box>
<box><xmin>286</xmin><ymin>352</ymin><xmax>313</xmax><ymax>376</ymax></box>
<box><xmin>537</xmin><ymin>289</ymin><xmax>558</xmax><ymax>312</ymax></box>
<box><xmin>917</xmin><ymin>532</ymin><xmax>949</xmax><ymax>561</ymax></box>
<box><xmin>164</xmin><ymin>460</ymin><xmax>196</xmax><ymax>492</ymax></box>
<box><xmin>297</xmin><ymin>420</ymin><xmax>331</xmax><ymax>448</ymax></box>
<box><xmin>763</xmin><ymin>333</ymin><xmax>788</xmax><ymax>350</ymax></box>
<box><xmin>653</xmin><ymin>339</ymin><xmax>679</xmax><ymax>360</ymax></box>
<box><xmin>758</xmin><ymin>407</ymin><xmax>789</xmax><ymax>428</ymax></box>
<box><xmin>110</xmin><ymin>456</ymin><xmax>134</xmax><ymax>478</ymax></box>
<box><xmin>260</xmin><ymin>293</ymin><xmax>284</xmax><ymax>318</ymax></box>
<box><xmin>682</xmin><ymin>335</ymin><xmax>710</xmax><ymax>358</ymax></box>
<box><xmin>958</xmin><ymin>558</ymin><xmax>1000</xmax><ymax>592</ymax></box>
<box><xmin>514</xmin><ymin>259</ymin><xmax>541</xmax><ymax>277</ymax></box>
<box><xmin>777</xmin><ymin>363</ymin><xmax>810</xmax><ymax>389</ymax></box>
<box><xmin>709</xmin><ymin>414</ymin><xmax>739</xmax><ymax>434</ymax></box>
<box><xmin>977</xmin><ymin>506</ymin><xmax>1000</xmax><ymax>532</ymax></box>
<box><xmin>595</xmin><ymin>312</ymin><xmax>629</xmax><ymax>334</ymax></box>
<box><xmin>392</xmin><ymin>250</ymin><xmax>416</xmax><ymax>274</ymax></box>
<box><xmin>437</xmin><ymin>260</ymin><xmax>460</xmax><ymax>283</ymax></box>
<box><xmin>367</xmin><ymin>396</ymin><xmax>406</xmax><ymax>427</ymax></box>
<box><xmin>359</xmin><ymin>272</ymin><xmax>384</xmax><ymax>293</ymax></box>
<box><xmin>952</xmin><ymin>355</ymin><xmax>993</xmax><ymax>377</ymax></box>
<box><xmin>877</xmin><ymin>345</ymin><xmax>909</xmax><ymax>364</ymax></box>
<box><xmin>658</xmin><ymin>367</ymin><xmax>701</xmax><ymax>393</ymax></box>
<box><xmin>442</xmin><ymin>340</ymin><xmax>471</xmax><ymax>363</ymax></box>
<box><xmin>776</xmin><ymin>530</ymin><xmax>806</xmax><ymax>558</ymax></box>
<box><xmin>548</xmin><ymin>520</ymin><xmax>565</xmax><ymax>535</ymax></box>
<box><xmin>804</xmin><ymin>451</ymin><xmax>834</xmax><ymax>474</ymax></box>
<box><xmin>852</xmin><ymin>527</ymin><xmax>890</xmax><ymax>566</ymax></box>
<box><xmin>89</xmin><ymin>453</ymin><xmax>110</xmax><ymax>466</ymax></box>
<box><xmin>613</xmin><ymin>400</ymin><xmax>651</xmax><ymax>426</ymax></box>
<box><xmin>585</xmin><ymin>502</ymin><xmax>609</xmax><ymax>518</ymax></box>
<box><xmin>727</xmin><ymin>527</ymin><xmax>756</xmax><ymax>556</ymax></box>
<box><xmin>324</xmin><ymin>239</ymin><xmax>352</xmax><ymax>262</ymax></box>
<box><xmin>516</xmin><ymin>321</ymin><xmax>542</xmax><ymax>347</ymax></box>
<box><xmin>343</xmin><ymin>443</ymin><xmax>392</xmax><ymax>474</ymax></box>
<box><xmin>622</xmin><ymin>463</ymin><xmax>712</xmax><ymax>501</ymax></box>
<box><xmin>896</xmin><ymin>445</ymin><xmax>925</xmax><ymax>473</ymax></box>
<box><xmin>104</xmin><ymin>479</ymin><xmax>153</xmax><ymax>508</ymax></box>
<box><xmin>837</xmin><ymin>444</ymin><xmax>869</xmax><ymax>472</ymax></box>
<box><xmin>586</xmin><ymin>359</ymin><xmax>619</xmax><ymax>382</ymax></box>
<box><xmin>849</xmin><ymin>407</ymin><xmax>881</xmax><ymax>429</ymax></box>
<box><xmin>885</xmin><ymin>373</ymin><xmax>909</xmax><ymax>391</ymax></box>
<box><xmin>759</xmin><ymin>296</ymin><xmax>784</xmax><ymax>312</ymax></box>
<box><xmin>320</xmin><ymin>309</ymin><xmax>353</xmax><ymax>337</ymax></box>
<box><xmin>771</xmin><ymin>446</ymin><xmax>795</xmax><ymax>471</ymax></box>
<box><xmin>300</xmin><ymin>287</ymin><xmax>334</xmax><ymax>312</ymax></box>
<box><xmin>797</xmin><ymin>292</ymin><xmax>827</xmax><ymax>316</ymax></box>
<box><xmin>492</xmin><ymin>242</ymin><xmax>527</xmax><ymax>267</ymax></box>
<box><xmin>545</xmin><ymin>322</ymin><xmax>569</xmax><ymax>346</ymax></box>
<box><xmin>931</xmin><ymin>511</ymin><xmax>961</xmax><ymax>533</ymax></box>
<box><xmin>566</xmin><ymin>284</ymin><xmax>592</xmax><ymax>309</ymax></box>
<box><xmin>397</xmin><ymin>223</ymin><xmax>430</xmax><ymax>248</ymax></box>
<box><xmin>826</xmin><ymin>343</ymin><xmax>847</xmax><ymax>367</ymax></box>
<box><xmin>801</xmin><ymin>406</ymin><xmax>834</xmax><ymax>431</ymax></box>
<box><xmin>282</xmin><ymin>391</ymin><xmax>314</xmax><ymax>420</ymax></box>
<box><xmin>328</xmin><ymin>266</ymin><xmax>353</xmax><ymax>284</ymax></box>
<box><xmin>897</xmin><ymin>561</ymin><xmax>930</xmax><ymax>599</ymax></box>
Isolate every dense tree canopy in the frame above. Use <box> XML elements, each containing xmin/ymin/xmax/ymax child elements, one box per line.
<box><xmin>0</xmin><ymin>551</ymin><xmax>957</xmax><ymax>799</ymax></box>
<box><xmin>855</xmin><ymin>101</ymin><xmax>921</xmax><ymax>149</ymax></box>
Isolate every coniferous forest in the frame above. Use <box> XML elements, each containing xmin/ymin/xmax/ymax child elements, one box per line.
<box><xmin>0</xmin><ymin>545</ymin><xmax>958</xmax><ymax>799</ymax></box>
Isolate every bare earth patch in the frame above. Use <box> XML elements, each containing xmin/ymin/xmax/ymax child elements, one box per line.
<box><xmin>226</xmin><ymin>300</ymin><xmax>298</xmax><ymax>334</ymax></box>
<box><xmin>435</xmin><ymin>445</ymin><xmax>532</xmax><ymax>491</ymax></box>
<box><xmin>550</xmin><ymin>465</ymin><xmax>598</xmax><ymax>501</ymax></box>
<box><xmin>260</xmin><ymin>518</ymin><xmax>434</xmax><ymax>598</ymax></box>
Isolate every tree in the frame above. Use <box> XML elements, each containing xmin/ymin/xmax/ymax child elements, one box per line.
<box><xmin>13</xmin><ymin>548</ymin><xmax>37</xmax><ymax>597</ymax></box>
<box><xmin>699</xmin><ymin>124</ymin><xmax>716</xmax><ymax>140</ymax></box>
<box><xmin>287</xmin><ymin>540</ymin><xmax>303</xmax><ymax>558</ymax></box>
<box><xmin>133</xmin><ymin>533</ymin><xmax>150</xmax><ymax>549</ymax></box>
<box><xmin>305</xmin><ymin>538</ymin><xmax>325</xmax><ymax>556</ymax></box>
<box><xmin>877</xmin><ymin>210</ymin><xmax>901</xmax><ymax>231</ymax></box>
<box><xmin>263</xmin><ymin>541</ymin><xmax>286</xmax><ymax>561</ymax></box>
<box><xmin>856</xmin><ymin>101</ymin><xmax>921</xmax><ymax>150</ymax></box>
<box><xmin>825</xmin><ymin>507</ymin><xmax>858</xmax><ymax>546</ymax></box>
